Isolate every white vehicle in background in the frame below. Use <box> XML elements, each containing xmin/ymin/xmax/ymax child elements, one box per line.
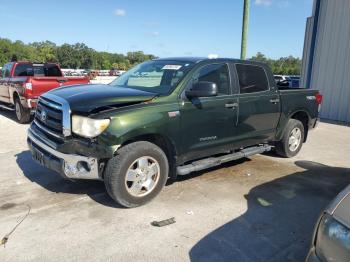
<box><xmin>61</xmin><ymin>69</ymin><xmax>87</xmax><ymax>76</ymax></box>
<box><xmin>99</xmin><ymin>70</ymin><xmax>110</xmax><ymax>76</ymax></box>
<box><xmin>109</xmin><ymin>69</ymin><xmax>126</xmax><ymax>76</ymax></box>
<box><xmin>274</xmin><ymin>75</ymin><xmax>301</xmax><ymax>88</ymax></box>
<box><xmin>61</xmin><ymin>68</ymin><xmax>72</xmax><ymax>76</ymax></box>
<box><xmin>274</xmin><ymin>75</ymin><xmax>289</xmax><ymax>82</ymax></box>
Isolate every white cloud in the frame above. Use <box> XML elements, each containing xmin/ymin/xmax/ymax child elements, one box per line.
<box><xmin>277</xmin><ymin>0</ymin><xmax>291</xmax><ymax>8</ymax></box>
<box><xmin>208</xmin><ymin>54</ymin><xmax>219</xmax><ymax>59</ymax></box>
<box><xmin>254</xmin><ymin>0</ymin><xmax>291</xmax><ymax>8</ymax></box>
<box><xmin>144</xmin><ymin>22</ymin><xmax>159</xmax><ymax>28</ymax></box>
<box><xmin>114</xmin><ymin>9</ymin><xmax>126</xmax><ymax>16</ymax></box>
<box><xmin>254</xmin><ymin>0</ymin><xmax>272</xmax><ymax>6</ymax></box>
<box><xmin>146</xmin><ymin>31</ymin><xmax>159</xmax><ymax>37</ymax></box>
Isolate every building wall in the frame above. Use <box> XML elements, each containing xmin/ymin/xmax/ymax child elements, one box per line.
<box><xmin>302</xmin><ymin>0</ymin><xmax>350</xmax><ymax>122</ymax></box>
<box><xmin>300</xmin><ymin>16</ymin><xmax>314</xmax><ymax>89</ymax></box>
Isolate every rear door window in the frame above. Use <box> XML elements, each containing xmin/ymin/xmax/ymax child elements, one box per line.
<box><xmin>236</xmin><ymin>64</ymin><xmax>269</xmax><ymax>94</ymax></box>
<box><xmin>13</xmin><ymin>63</ymin><xmax>62</xmax><ymax>77</ymax></box>
<box><xmin>3</xmin><ymin>63</ymin><xmax>13</xmax><ymax>78</ymax></box>
<box><xmin>14</xmin><ymin>64</ymin><xmax>32</xmax><ymax>76</ymax></box>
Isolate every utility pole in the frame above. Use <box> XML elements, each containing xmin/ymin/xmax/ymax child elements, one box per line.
<box><xmin>240</xmin><ymin>0</ymin><xmax>250</xmax><ymax>60</ymax></box>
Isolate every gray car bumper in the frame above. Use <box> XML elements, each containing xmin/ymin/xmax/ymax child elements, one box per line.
<box><xmin>27</xmin><ymin>128</ymin><xmax>101</xmax><ymax>180</ymax></box>
<box><xmin>306</xmin><ymin>248</ymin><xmax>322</xmax><ymax>262</ymax></box>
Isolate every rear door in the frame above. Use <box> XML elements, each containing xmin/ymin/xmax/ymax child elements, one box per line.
<box><xmin>179</xmin><ymin>62</ymin><xmax>239</xmax><ymax>162</ymax></box>
<box><xmin>0</xmin><ymin>63</ymin><xmax>13</xmax><ymax>103</ymax></box>
<box><xmin>234</xmin><ymin>63</ymin><xmax>280</xmax><ymax>145</ymax></box>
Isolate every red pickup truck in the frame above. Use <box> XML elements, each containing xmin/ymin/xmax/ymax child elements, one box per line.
<box><xmin>0</xmin><ymin>61</ymin><xmax>90</xmax><ymax>123</ymax></box>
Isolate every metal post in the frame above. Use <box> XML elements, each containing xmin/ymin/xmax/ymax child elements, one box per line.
<box><xmin>240</xmin><ymin>0</ymin><xmax>251</xmax><ymax>60</ymax></box>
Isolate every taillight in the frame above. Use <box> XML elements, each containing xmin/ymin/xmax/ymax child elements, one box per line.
<box><xmin>23</xmin><ymin>82</ymin><xmax>33</xmax><ymax>97</ymax></box>
<box><xmin>25</xmin><ymin>83</ymin><xmax>32</xmax><ymax>90</ymax></box>
<box><xmin>315</xmin><ymin>92</ymin><xmax>323</xmax><ymax>105</ymax></box>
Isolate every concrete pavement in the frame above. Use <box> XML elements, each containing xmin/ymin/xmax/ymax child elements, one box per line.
<box><xmin>0</xmin><ymin>110</ymin><xmax>349</xmax><ymax>261</ymax></box>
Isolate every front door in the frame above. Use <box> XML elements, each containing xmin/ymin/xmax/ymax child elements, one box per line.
<box><xmin>179</xmin><ymin>62</ymin><xmax>239</xmax><ymax>162</ymax></box>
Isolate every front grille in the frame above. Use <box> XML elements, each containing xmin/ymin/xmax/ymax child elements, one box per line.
<box><xmin>34</xmin><ymin>96</ymin><xmax>65</xmax><ymax>141</ymax></box>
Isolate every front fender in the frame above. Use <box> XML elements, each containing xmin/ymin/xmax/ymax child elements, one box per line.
<box><xmin>97</xmin><ymin>102</ymin><xmax>181</xmax><ymax>154</ymax></box>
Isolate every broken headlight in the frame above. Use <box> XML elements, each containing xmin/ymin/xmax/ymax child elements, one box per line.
<box><xmin>72</xmin><ymin>115</ymin><xmax>110</xmax><ymax>138</ymax></box>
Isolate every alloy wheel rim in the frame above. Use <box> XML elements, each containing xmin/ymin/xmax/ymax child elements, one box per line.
<box><xmin>15</xmin><ymin>102</ymin><xmax>21</xmax><ymax>120</ymax></box>
<box><xmin>125</xmin><ymin>156</ymin><xmax>160</xmax><ymax>197</ymax></box>
<box><xmin>288</xmin><ymin>127</ymin><xmax>302</xmax><ymax>152</ymax></box>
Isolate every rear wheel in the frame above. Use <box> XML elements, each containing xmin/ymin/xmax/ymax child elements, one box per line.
<box><xmin>276</xmin><ymin>119</ymin><xmax>304</xmax><ymax>158</ymax></box>
<box><xmin>14</xmin><ymin>98</ymin><xmax>31</xmax><ymax>124</ymax></box>
<box><xmin>104</xmin><ymin>141</ymin><xmax>169</xmax><ymax>208</ymax></box>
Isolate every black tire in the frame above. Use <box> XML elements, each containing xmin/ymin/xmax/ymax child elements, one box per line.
<box><xmin>276</xmin><ymin>119</ymin><xmax>305</xmax><ymax>158</ymax></box>
<box><xmin>104</xmin><ymin>141</ymin><xmax>169</xmax><ymax>208</ymax></box>
<box><xmin>14</xmin><ymin>98</ymin><xmax>31</xmax><ymax>124</ymax></box>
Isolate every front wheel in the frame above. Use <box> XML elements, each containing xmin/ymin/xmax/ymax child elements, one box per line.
<box><xmin>104</xmin><ymin>141</ymin><xmax>169</xmax><ymax>208</ymax></box>
<box><xmin>14</xmin><ymin>98</ymin><xmax>31</xmax><ymax>124</ymax></box>
<box><xmin>276</xmin><ymin>119</ymin><xmax>305</xmax><ymax>158</ymax></box>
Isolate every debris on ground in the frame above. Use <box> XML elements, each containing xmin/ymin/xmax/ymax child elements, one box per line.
<box><xmin>151</xmin><ymin>217</ymin><xmax>176</xmax><ymax>227</ymax></box>
<box><xmin>1</xmin><ymin>204</ymin><xmax>31</xmax><ymax>247</ymax></box>
<box><xmin>186</xmin><ymin>210</ymin><xmax>194</xmax><ymax>215</ymax></box>
<box><xmin>257</xmin><ymin>197</ymin><xmax>272</xmax><ymax>207</ymax></box>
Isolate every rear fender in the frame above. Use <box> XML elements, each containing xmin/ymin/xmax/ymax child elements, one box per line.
<box><xmin>276</xmin><ymin>109</ymin><xmax>311</xmax><ymax>142</ymax></box>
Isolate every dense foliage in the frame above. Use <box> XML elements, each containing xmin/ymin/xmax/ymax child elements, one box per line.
<box><xmin>250</xmin><ymin>52</ymin><xmax>301</xmax><ymax>75</ymax></box>
<box><xmin>0</xmin><ymin>38</ymin><xmax>156</xmax><ymax>70</ymax></box>
<box><xmin>0</xmin><ymin>38</ymin><xmax>302</xmax><ymax>74</ymax></box>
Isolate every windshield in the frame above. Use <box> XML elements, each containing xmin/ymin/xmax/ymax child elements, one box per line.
<box><xmin>109</xmin><ymin>60</ymin><xmax>194</xmax><ymax>95</ymax></box>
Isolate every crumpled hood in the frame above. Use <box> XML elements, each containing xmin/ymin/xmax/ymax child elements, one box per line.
<box><xmin>47</xmin><ymin>84</ymin><xmax>156</xmax><ymax>113</ymax></box>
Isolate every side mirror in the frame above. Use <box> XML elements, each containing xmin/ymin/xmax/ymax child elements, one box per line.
<box><xmin>185</xmin><ymin>81</ymin><xmax>218</xmax><ymax>98</ymax></box>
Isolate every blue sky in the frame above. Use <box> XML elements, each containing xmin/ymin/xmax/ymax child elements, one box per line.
<box><xmin>0</xmin><ymin>0</ymin><xmax>312</xmax><ymax>59</ymax></box>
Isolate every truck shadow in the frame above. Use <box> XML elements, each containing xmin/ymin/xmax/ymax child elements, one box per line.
<box><xmin>0</xmin><ymin>109</ymin><xmax>18</xmax><ymax>123</ymax></box>
<box><xmin>15</xmin><ymin>150</ymin><xmax>251</xmax><ymax>208</ymax></box>
<box><xmin>0</xmin><ymin>109</ymin><xmax>34</xmax><ymax>123</ymax></box>
<box><xmin>15</xmin><ymin>150</ymin><xmax>124</xmax><ymax>208</ymax></box>
<box><xmin>189</xmin><ymin>161</ymin><xmax>350</xmax><ymax>262</ymax></box>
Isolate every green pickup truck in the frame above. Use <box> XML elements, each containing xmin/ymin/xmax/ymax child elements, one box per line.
<box><xmin>27</xmin><ymin>57</ymin><xmax>322</xmax><ymax>207</ymax></box>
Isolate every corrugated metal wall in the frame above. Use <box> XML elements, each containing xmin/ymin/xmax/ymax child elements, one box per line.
<box><xmin>308</xmin><ymin>0</ymin><xmax>350</xmax><ymax>122</ymax></box>
<box><xmin>300</xmin><ymin>17</ymin><xmax>314</xmax><ymax>89</ymax></box>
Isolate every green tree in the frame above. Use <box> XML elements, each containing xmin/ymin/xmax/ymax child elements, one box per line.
<box><xmin>250</xmin><ymin>52</ymin><xmax>301</xmax><ymax>75</ymax></box>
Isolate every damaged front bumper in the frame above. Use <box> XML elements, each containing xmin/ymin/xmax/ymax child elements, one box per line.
<box><xmin>27</xmin><ymin>128</ymin><xmax>101</xmax><ymax>180</ymax></box>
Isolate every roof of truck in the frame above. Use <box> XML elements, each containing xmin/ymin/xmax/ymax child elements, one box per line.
<box><xmin>154</xmin><ymin>57</ymin><xmax>268</xmax><ymax>67</ymax></box>
<box><xmin>154</xmin><ymin>57</ymin><xmax>207</xmax><ymax>63</ymax></box>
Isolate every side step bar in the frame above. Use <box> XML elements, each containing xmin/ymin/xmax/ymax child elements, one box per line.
<box><xmin>177</xmin><ymin>144</ymin><xmax>272</xmax><ymax>176</ymax></box>
<box><xmin>0</xmin><ymin>104</ymin><xmax>15</xmax><ymax>111</ymax></box>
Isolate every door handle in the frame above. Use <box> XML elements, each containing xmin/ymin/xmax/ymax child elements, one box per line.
<box><xmin>225</xmin><ymin>102</ymin><xmax>239</xmax><ymax>109</ymax></box>
<box><xmin>270</xmin><ymin>98</ymin><xmax>280</xmax><ymax>104</ymax></box>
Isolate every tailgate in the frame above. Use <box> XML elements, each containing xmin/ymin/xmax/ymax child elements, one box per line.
<box><xmin>30</xmin><ymin>77</ymin><xmax>69</xmax><ymax>97</ymax></box>
<box><xmin>63</xmin><ymin>77</ymin><xmax>90</xmax><ymax>86</ymax></box>
<box><xmin>29</xmin><ymin>77</ymin><xmax>89</xmax><ymax>97</ymax></box>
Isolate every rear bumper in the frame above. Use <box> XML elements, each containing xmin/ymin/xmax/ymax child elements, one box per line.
<box><xmin>26</xmin><ymin>98</ymin><xmax>38</xmax><ymax>109</ymax></box>
<box><xmin>27</xmin><ymin>128</ymin><xmax>101</xmax><ymax>180</ymax></box>
<box><xmin>310</xmin><ymin>117</ymin><xmax>320</xmax><ymax>130</ymax></box>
